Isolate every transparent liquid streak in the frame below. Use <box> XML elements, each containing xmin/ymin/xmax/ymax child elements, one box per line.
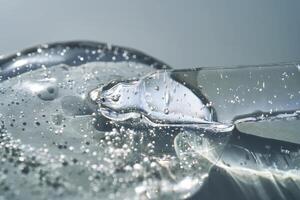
<box><xmin>93</xmin><ymin>62</ymin><xmax>300</xmax><ymax>142</ymax></box>
<box><xmin>1</xmin><ymin>41</ymin><xmax>300</xmax><ymax>200</ymax></box>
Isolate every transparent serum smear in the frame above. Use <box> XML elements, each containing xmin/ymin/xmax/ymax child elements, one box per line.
<box><xmin>93</xmin><ymin>62</ymin><xmax>300</xmax><ymax>198</ymax></box>
<box><xmin>94</xmin><ymin>63</ymin><xmax>300</xmax><ymax>143</ymax></box>
<box><xmin>1</xmin><ymin>40</ymin><xmax>300</xmax><ymax>200</ymax></box>
<box><xmin>93</xmin><ymin>71</ymin><xmax>233</xmax><ymax>132</ymax></box>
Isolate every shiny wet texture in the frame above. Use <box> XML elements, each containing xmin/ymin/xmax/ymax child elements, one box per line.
<box><xmin>0</xmin><ymin>41</ymin><xmax>300</xmax><ymax>200</ymax></box>
<box><xmin>0</xmin><ymin>41</ymin><xmax>208</xmax><ymax>200</ymax></box>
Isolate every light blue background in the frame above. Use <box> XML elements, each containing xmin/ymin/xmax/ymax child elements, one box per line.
<box><xmin>0</xmin><ymin>0</ymin><xmax>299</xmax><ymax>68</ymax></box>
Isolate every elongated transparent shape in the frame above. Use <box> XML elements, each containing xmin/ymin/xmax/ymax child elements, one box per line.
<box><xmin>92</xmin><ymin>62</ymin><xmax>300</xmax><ymax>141</ymax></box>
<box><xmin>171</xmin><ymin>63</ymin><xmax>300</xmax><ymax>123</ymax></box>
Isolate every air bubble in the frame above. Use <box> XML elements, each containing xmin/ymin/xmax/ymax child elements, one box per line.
<box><xmin>164</xmin><ymin>108</ymin><xmax>169</xmax><ymax>114</ymax></box>
<box><xmin>37</xmin><ymin>85</ymin><xmax>58</xmax><ymax>101</ymax></box>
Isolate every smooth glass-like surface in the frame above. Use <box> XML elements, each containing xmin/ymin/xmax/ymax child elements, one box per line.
<box><xmin>0</xmin><ymin>41</ymin><xmax>300</xmax><ymax>200</ymax></box>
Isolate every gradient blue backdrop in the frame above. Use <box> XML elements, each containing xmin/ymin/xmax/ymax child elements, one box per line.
<box><xmin>0</xmin><ymin>0</ymin><xmax>299</xmax><ymax>68</ymax></box>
